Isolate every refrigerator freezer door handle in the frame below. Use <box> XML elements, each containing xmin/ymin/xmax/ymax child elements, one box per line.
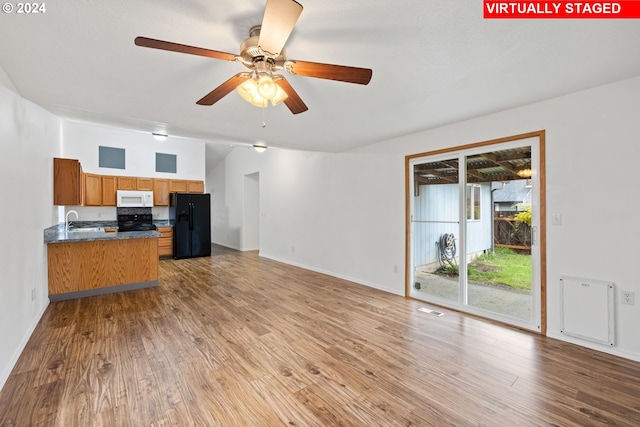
<box><xmin>189</xmin><ymin>203</ymin><xmax>194</xmax><ymax>230</ymax></box>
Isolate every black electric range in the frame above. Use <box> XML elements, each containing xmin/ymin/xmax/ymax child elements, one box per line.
<box><xmin>116</xmin><ymin>207</ymin><xmax>156</xmax><ymax>232</ymax></box>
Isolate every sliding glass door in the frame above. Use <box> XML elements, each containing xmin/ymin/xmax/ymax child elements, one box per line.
<box><xmin>408</xmin><ymin>135</ymin><xmax>543</xmax><ymax>332</ymax></box>
<box><xmin>411</xmin><ymin>155</ymin><xmax>460</xmax><ymax>303</ymax></box>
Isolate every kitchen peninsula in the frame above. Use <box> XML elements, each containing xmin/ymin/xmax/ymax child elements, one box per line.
<box><xmin>44</xmin><ymin>223</ymin><xmax>161</xmax><ymax>301</ymax></box>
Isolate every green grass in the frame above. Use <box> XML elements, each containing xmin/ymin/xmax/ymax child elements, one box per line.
<box><xmin>468</xmin><ymin>247</ymin><xmax>532</xmax><ymax>291</ymax></box>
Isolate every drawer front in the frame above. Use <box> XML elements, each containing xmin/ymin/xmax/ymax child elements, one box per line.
<box><xmin>157</xmin><ymin>226</ymin><xmax>173</xmax><ymax>234</ymax></box>
<box><xmin>158</xmin><ymin>244</ymin><xmax>172</xmax><ymax>257</ymax></box>
<box><xmin>157</xmin><ymin>227</ymin><xmax>173</xmax><ymax>257</ymax></box>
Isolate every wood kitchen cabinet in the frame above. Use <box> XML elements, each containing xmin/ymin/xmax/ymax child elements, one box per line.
<box><xmin>53</xmin><ymin>158</ymin><xmax>205</xmax><ymax>206</ymax></box>
<box><xmin>187</xmin><ymin>180</ymin><xmax>205</xmax><ymax>193</ymax></box>
<box><xmin>101</xmin><ymin>175</ymin><xmax>117</xmax><ymax>206</ymax></box>
<box><xmin>157</xmin><ymin>226</ymin><xmax>173</xmax><ymax>257</ymax></box>
<box><xmin>153</xmin><ymin>179</ymin><xmax>170</xmax><ymax>206</ymax></box>
<box><xmin>169</xmin><ymin>179</ymin><xmax>204</xmax><ymax>194</ymax></box>
<box><xmin>47</xmin><ymin>237</ymin><xmax>158</xmax><ymax>300</ymax></box>
<box><xmin>169</xmin><ymin>179</ymin><xmax>188</xmax><ymax>193</ymax></box>
<box><xmin>83</xmin><ymin>173</ymin><xmax>102</xmax><ymax>206</ymax></box>
<box><xmin>117</xmin><ymin>176</ymin><xmax>137</xmax><ymax>190</ymax></box>
<box><xmin>53</xmin><ymin>158</ymin><xmax>82</xmax><ymax>205</ymax></box>
<box><xmin>136</xmin><ymin>178</ymin><xmax>153</xmax><ymax>191</ymax></box>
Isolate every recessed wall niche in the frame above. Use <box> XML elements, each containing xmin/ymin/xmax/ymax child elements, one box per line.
<box><xmin>98</xmin><ymin>146</ymin><xmax>126</xmax><ymax>169</ymax></box>
<box><xmin>156</xmin><ymin>152</ymin><xmax>177</xmax><ymax>173</ymax></box>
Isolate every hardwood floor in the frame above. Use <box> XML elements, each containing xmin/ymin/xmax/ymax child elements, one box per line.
<box><xmin>1</xmin><ymin>245</ymin><xmax>640</xmax><ymax>426</ymax></box>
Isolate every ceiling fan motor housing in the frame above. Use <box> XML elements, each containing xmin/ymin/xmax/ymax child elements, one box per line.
<box><xmin>239</xmin><ymin>26</ymin><xmax>286</xmax><ymax>71</ymax></box>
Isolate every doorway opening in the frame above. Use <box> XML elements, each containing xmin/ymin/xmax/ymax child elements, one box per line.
<box><xmin>406</xmin><ymin>131</ymin><xmax>546</xmax><ymax>333</ymax></box>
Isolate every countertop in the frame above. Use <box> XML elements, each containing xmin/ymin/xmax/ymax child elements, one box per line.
<box><xmin>44</xmin><ymin>221</ymin><xmax>170</xmax><ymax>244</ymax></box>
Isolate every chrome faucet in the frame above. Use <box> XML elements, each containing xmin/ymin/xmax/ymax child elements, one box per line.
<box><xmin>65</xmin><ymin>210</ymin><xmax>78</xmax><ymax>231</ymax></box>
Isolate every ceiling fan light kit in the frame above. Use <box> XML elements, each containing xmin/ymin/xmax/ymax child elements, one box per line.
<box><xmin>134</xmin><ymin>0</ymin><xmax>372</xmax><ymax>115</ymax></box>
<box><xmin>237</xmin><ymin>75</ymin><xmax>288</xmax><ymax>108</ymax></box>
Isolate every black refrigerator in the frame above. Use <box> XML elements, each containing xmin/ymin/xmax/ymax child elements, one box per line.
<box><xmin>169</xmin><ymin>193</ymin><xmax>211</xmax><ymax>259</ymax></box>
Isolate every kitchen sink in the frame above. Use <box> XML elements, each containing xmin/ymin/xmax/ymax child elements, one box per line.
<box><xmin>66</xmin><ymin>227</ymin><xmax>105</xmax><ymax>233</ymax></box>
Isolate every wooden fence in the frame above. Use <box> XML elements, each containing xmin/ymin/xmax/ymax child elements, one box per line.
<box><xmin>494</xmin><ymin>212</ymin><xmax>531</xmax><ymax>252</ymax></box>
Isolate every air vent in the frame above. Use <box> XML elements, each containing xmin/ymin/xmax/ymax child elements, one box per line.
<box><xmin>418</xmin><ymin>307</ymin><xmax>443</xmax><ymax>317</ymax></box>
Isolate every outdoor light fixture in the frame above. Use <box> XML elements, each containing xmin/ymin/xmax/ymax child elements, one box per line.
<box><xmin>152</xmin><ymin>132</ymin><xmax>168</xmax><ymax>141</ymax></box>
<box><xmin>516</xmin><ymin>167</ymin><xmax>532</xmax><ymax>178</ymax></box>
<box><xmin>253</xmin><ymin>142</ymin><xmax>268</xmax><ymax>153</ymax></box>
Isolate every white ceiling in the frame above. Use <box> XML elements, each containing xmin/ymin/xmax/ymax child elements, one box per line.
<box><xmin>2</xmin><ymin>1</ymin><xmax>640</xmax><ymax>169</ymax></box>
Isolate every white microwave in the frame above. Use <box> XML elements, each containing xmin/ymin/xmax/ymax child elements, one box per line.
<box><xmin>116</xmin><ymin>190</ymin><xmax>154</xmax><ymax>207</ymax></box>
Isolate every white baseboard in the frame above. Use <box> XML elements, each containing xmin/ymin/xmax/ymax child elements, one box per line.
<box><xmin>0</xmin><ymin>299</ymin><xmax>49</xmax><ymax>391</ymax></box>
<box><xmin>547</xmin><ymin>331</ymin><xmax>640</xmax><ymax>363</ymax></box>
<box><xmin>260</xmin><ymin>253</ymin><xmax>404</xmax><ymax>297</ymax></box>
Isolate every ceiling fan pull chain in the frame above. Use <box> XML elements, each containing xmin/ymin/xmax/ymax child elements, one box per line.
<box><xmin>262</xmin><ymin>103</ymin><xmax>267</xmax><ymax>128</ymax></box>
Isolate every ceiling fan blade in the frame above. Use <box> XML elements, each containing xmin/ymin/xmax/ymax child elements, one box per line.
<box><xmin>285</xmin><ymin>60</ymin><xmax>372</xmax><ymax>85</ymax></box>
<box><xmin>275</xmin><ymin>77</ymin><xmax>308</xmax><ymax>114</ymax></box>
<box><xmin>258</xmin><ymin>0</ymin><xmax>303</xmax><ymax>56</ymax></box>
<box><xmin>196</xmin><ymin>73</ymin><xmax>251</xmax><ymax>106</ymax></box>
<box><xmin>135</xmin><ymin>37</ymin><xmax>237</xmax><ymax>62</ymax></box>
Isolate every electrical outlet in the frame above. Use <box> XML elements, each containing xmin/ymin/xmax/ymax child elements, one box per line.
<box><xmin>622</xmin><ymin>291</ymin><xmax>635</xmax><ymax>305</ymax></box>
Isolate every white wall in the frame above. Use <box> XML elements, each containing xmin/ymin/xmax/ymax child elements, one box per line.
<box><xmin>242</xmin><ymin>173</ymin><xmax>260</xmax><ymax>251</ymax></box>
<box><xmin>207</xmin><ymin>146</ymin><xmax>263</xmax><ymax>250</ymax></box>
<box><xmin>0</xmin><ymin>72</ymin><xmax>60</xmax><ymax>389</ymax></box>
<box><xmin>209</xmin><ymin>76</ymin><xmax>640</xmax><ymax>362</ymax></box>
<box><xmin>60</xmin><ymin>120</ymin><xmax>206</xmax><ymax>221</ymax></box>
<box><xmin>209</xmin><ymin>147</ymin><xmax>404</xmax><ymax>294</ymax></box>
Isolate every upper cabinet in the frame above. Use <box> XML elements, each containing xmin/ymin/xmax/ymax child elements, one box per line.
<box><xmin>169</xmin><ymin>179</ymin><xmax>205</xmax><ymax>194</ymax></box>
<box><xmin>187</xmin><ymin>180</ymin><xmax>204</xmax><ymax>193</ymax></box>
<box><xmin>117</xmin><ymin>176</ymin><xmax>136</xmax><ymax>190</ymax></box>
<box><xmin>101</xmin><ymin>176</ymin><xmax>117</xmax><ymax>206</ymax></box>
<box><xmin>169</xmin><ymin>179</ymin><xmax>187</xmax><ymax>193</ymax></box>
<box><xmin>83</xmin><ymin>173</ymin><xmax>102</xmax><ymax>206</ymax></box>
<box><xmin>53</xmin><ymin>158</ymin><xmax>82</xmax><ymax>206</ymax></box>
<box><xmin>136</xmin><ymin>178</ymin><xmax>153</xmax><ymax>191</ymax></box>
<box><xmin>153</xmin><ymin>179</ymin><xmax>170</xmax><ymax>206</ymax></box>
<box><xmin>53</xmin><ymin>158</ymin><xmax>204</xmax><ymax>206</ymax></box>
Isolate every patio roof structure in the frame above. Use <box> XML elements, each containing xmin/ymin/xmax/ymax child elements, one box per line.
<box><xmin>414</xmin><ymin>146</ymin><xmax>532</xmax><ymax>186</ymax></box>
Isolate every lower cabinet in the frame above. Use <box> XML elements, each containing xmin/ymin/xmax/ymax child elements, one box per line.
<box><xmin>157</xmin><ymin>226</ymin><xmax>173</xmax><ymax>257</ymax></box>
<box><xmin>47</xmin><ymin>237</ymin><xmax>159</xmax><ymax>300</ymax></box>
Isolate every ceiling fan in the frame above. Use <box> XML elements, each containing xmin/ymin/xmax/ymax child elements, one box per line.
<box><xmin>135</xmin><ymin>0</ymin><xmax>372</xmax><ymax>114</ymax></box>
